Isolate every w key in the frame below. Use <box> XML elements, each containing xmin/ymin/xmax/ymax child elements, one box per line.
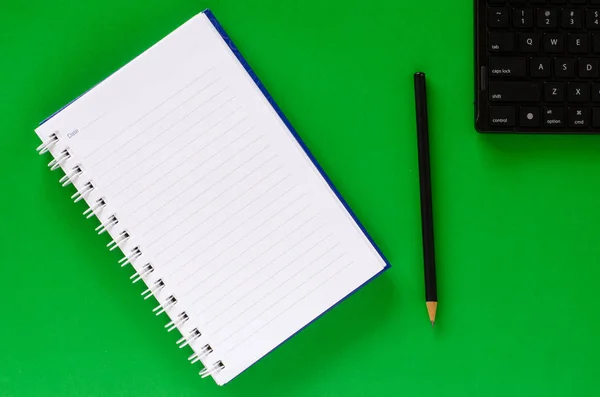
<box><xmin>489</xmin><ymin>57</ymin><xmax>527</xmax><ymax>77</ymax></box>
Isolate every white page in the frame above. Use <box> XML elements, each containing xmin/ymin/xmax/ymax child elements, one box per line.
<box><xmin>35</xmin><ymin>12</ymin><xmax>387</xmax><ymax>385</ymax></box>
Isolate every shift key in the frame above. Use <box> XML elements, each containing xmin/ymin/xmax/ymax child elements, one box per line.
<box><xmin>489</xmin><ymin>81</ymin><xmax>541</xmax><ymax>102</ymax></box>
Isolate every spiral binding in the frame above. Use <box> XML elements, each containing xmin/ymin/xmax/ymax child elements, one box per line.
<box><xmin>199</xmin><ymin>361</ymin><xmax>225</xmax><ymax>378</ymax></box>
<box><xmin>48</xmin><ymin>149</ymin><xmax>71</xmax><ymax>171</ymax></box>
<box><xmin>83</xmin><ymin>198</ymin><xmax>105</xmax><ymax>218</ymax></box>
<box><xmin>177</xmin><ymin>328</ymin><xmax>201</xmax><ymax>349</ymax></box>
<box><xmin>130</xmin><ymin>263</ymin><xmax>154</xmax><ymax>284</ymax></box>
<box><xmin>37</xmin><ymin>131</ymin><xmax>226</xmax><ymax>380</ymax></box>
<box><xmin>36</xmin><ymin>132</ymin><xmax>59</xmax><ymax>154</ymax></box>
<box><xmin>59</xmin><ymin>166</ymin><xmax>83</xmax><ymax>187</ymax></box>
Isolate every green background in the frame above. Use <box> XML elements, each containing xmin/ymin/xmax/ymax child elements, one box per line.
<box><xmin>2</xmin><ymin>0</ymin><xmax>600</xmax><ymax>396</ymax></box>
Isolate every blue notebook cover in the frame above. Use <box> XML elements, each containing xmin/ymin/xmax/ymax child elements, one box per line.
<box><xmin>40</xmin><ymin>9</ymin><xmax>391</xmax><ymax>381</ymax></box>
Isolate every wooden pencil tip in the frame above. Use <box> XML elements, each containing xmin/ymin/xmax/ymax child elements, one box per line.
<box><xmin>426</xmin><ymin>301</ymin><xmax>437</xmax><ymax>325</ymax></box>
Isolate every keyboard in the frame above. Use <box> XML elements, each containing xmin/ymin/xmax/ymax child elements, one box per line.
<box><xmin>475</xmin><ymin>0</ymin><xmax>600</xmax><ymax>133</ymax></box>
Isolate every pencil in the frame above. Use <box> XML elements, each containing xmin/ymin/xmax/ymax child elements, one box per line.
<box><xmin>414</xmin><ymin>72</ymin><xmax>438</xmax><ymax>327</ymax></box>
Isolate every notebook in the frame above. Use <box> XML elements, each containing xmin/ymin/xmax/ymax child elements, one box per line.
<box><xmin>35</xmin><ymin>9</ymin><xmax>390</xmax><ymax>385</ymax></box>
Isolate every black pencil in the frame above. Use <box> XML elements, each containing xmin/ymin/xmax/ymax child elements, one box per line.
<box><xmin>414</xmin><ymin>72</ymin><xmax>438</xmax><ymax>327</ymax></box>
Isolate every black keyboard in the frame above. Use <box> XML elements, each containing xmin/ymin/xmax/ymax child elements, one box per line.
<box><xmin>475</xmin><ymin>0</ymin><xmax>600</xmax><ymax>133</ymax></box>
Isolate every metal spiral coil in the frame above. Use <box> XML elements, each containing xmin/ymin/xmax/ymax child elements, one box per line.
<box><xmin>199</xmin><ymin>361</ymin><xmax>225</xmax><ymax>378</ymax></box>
<box><xmin>37</xmin><ymin>133</ymin><xmax>226</xmax><ymax>381</ymax></box>
<box><xmin>36</xmin><ymin>132</ymin><xmax>59</xmax><ymax>154</ymax></box>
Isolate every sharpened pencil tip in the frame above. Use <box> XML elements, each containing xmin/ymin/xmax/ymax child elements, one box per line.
<box><xmin>431</xmin><ymin>321</ymin><xmax>435</xmax><ymax>328</ymax></box>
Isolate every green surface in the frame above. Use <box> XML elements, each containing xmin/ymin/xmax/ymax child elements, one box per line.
<box><xmin>2</xmin><ymin>0</ymin><xmax>600</xmax><ymax>396</ymax></box>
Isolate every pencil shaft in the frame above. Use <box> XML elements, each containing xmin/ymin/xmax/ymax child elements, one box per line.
<box><xmin>414</xmin><ymin>72</ymin><xmax>437</xmax><ymax>303</ymax></box>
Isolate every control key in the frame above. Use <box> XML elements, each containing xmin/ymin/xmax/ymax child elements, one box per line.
<box><xmin>489</xmin><ymin>106</ymin><xmax>516</xmax><ymax>127</ymax></box>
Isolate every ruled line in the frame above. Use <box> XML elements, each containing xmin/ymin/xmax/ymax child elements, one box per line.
<box><xmin>213</xmin><ymin>252</ymin><xmax>347</xmax><ymax>344</ymax></box>
<box><xmin>172</xmin><ymin>190</ymin><xmax>308</xmax><ymax>295</ymax></box>
<box><xmin>190</xmin><ymin>226</ymin><xmax>329</xmax><ymax>316</ymax></box>
<box><xmin>84</xmin><ymin>68</ymin><xmax>216</xmax><ymax>162</ymax></box>
<box><xmin>114</xmin><ymin>118</ymin><xmax>252</xmax><ymax>207</ymax></box>
<box><xmin>219</xmin><ymin>261</ymin><xmax>354</xmax><ymax>354</ymax></box>
<box><xmin>131</xmin><ymin>140</ymin><xmax>270</xmax><ymax>231</ymax></box>
<box><xmin>151</xmin><ymin>172</ymin><xmax>292</xmax><ymax>259</ymax></box>
<box><xmin>96</xmin><ymin>89</ymin><xmax>234</xmax><ymax>182</ymax></box>
<box><xmin>170</xmin><ymin>203</ymin><xmax>312</xmax><ymax>287</ymax></box>
<box><xmin>81</xmin><ymin>111</ymin><xmax>108</xmax><ymax>131</ymax></box>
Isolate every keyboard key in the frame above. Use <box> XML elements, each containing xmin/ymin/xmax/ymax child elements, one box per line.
<box><xmin>519</xmin><ymin>33</ymin><xmax>541</xmax><ymax>52</ymax></box>
<box><xmin>568</xmin><ymin>106</ymin><xmax>590</xmax><ymax>127</ymax></box>
<box><xmin>567</xmin><ymin>82</ymin><xmax>590</xmax><ymax>102</ymax></box>
<box><xmin>562</xmin><ymin>9</ymin><xmax>583</xmax><ymax>29</ymax></box>
<box><xmin>543</xmin><ymin>107</ymin><xmax>565</xmax><ymax>127</ymax></box>
<box><xmin>514</xmin><ymin>8</ymin><xmax>534</xmax><ymax>28</ymax></box>
<box><xmin>519</xmin><ymin>107</ymin><xmax>541</xmax><ymax>127</ymax></box>
<box><xmin>538</xmin><ymin>8</ymin><xmax>558</xmax><ymax>28</ymax></box>
<box><xmin>489</xmin><ymin>81</ymin><xmax>541</xmax><ymax>102</ymax></box>
<box><xmin>488</xmin><ymin>32</ymin><xmax>515</xmax><ymax>52</ymax></box>
<box><xmin>592</xmin><ymin>83</ymin><xmax>600</xmax><ymax>102</ymax></box>
<box><xmin>554</xmin><ymin>58</ymin><xmax>576</xmax><ymax>78</ymax></box>
<box><xmin>594</xmin><ymin>34</ymin><xmax>600</xmax><ymax>53</ymax></box>
<box><xmin>489</xmin><ymin>57</ymin><xmax>527</xmax><ymax>77</ymax></box>
<box><xmin>593</xmin><ymin>108</ymin><xmax>600</xmax><ymax>127</ymax></box>
<box><xmin>489</xmin><ymin>106</ymin><xmax>516</xmax><ymax>127</ymax></box>
<box><xmin>586</xmin><ymin>9</ymin><xmax>600</xmax><ymax>29</ymax></box>
<box><xmin>489</xmin><ymin>7</ymin><xmax>510</xmax><ymax>28</ymax></box>
<box><xmin>545</xmin><ymin>82</ymin><xmax>566</xmax><ymax>102</ymax></box>
<box><xmin>531</xmin><ymin>57</ymin><xmax>551</xmax><ymax>77</ymax></box>
<box><xmin>544</xmin><ymin>33</ymin><xmax>565</xmax><ymax>53</ymax></box>
<box><xmin>568</xmin><ymin>34</ymin><xmax>588</xmax><ymax>53</ymax></box>
<box><xmin>579</xmin><ymin>58</ymin><xmax>599</xmax><ymax>78</ymax></box>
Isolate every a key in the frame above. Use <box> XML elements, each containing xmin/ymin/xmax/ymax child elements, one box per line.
<box><xmin>554</xmin><ymin>58</ymin><xmax>576</xmax><ymax>78</ymax></box>
<box><xmin>531</xmin><ymin>57</ymin><xmax>551</xmax><ymax>78</ymax></box>
<box><xmin>592</xmin><ymin>83</ymin><xmax>600</xmax><ymax>102</ymax></box>
<box><xmin>538</xmin><ymin>8</ymin><xmax>558</xmax><ymax>28</ymax></box>
<box><xmin>579</xmin><ymin>58</ymin><xmax>599</xmax><ymax>78</ymax></box>
<box><xmin>562</xmin><ymin>9</ymin><xmax>583</xmax><ymax>29</ymax></box>
<box><xmin>586</xmin><ymin>9</ymin><xmax>600</xmax><ymax>29</ymax></box>
<box><xmin>519</xmin><ymin>33</ymin><xmax>541</xmax><ymax>52</ymax></box>
<box><xmin>567</xmin><ymin>82</ymin><xmax>590</xmax><ymax>102</ymax></box>
<box><xmin>489</xmin><ymin>7</ymin><xmax>510</xmax><ymax>28</ymax></box>
<box><xmin>513</xmin><ymin>8</ymin><xmax>534</xmax><ymax>28</ymax></box>
<box><xmin>489</xmin><ymin>57</ymin><xmax>527</xmax><ymax>77</ymax></box>
<box><xmin>489</xmin><ymin>81</ymin><xmax>541</xmax><ymax>102</ymax></box>
<box><xmin>545</xmin><ymin>82</ymin><xmax>566</xmax><ymax>102</ymax></box>
<box><xmin>543</xmin><ymin>107</ymin><xmax>565</xmax><ymax>127</ymax></box>
<box><xmin>519</xmin><ymin>107</ymin><xmax>541</xmax><ymax>127</ymax></box>
<box><xmin>488</xmin><ymin>32</ymin><xmax>515</xmax><ymax>52</ymax></box>
<box><xmin>568</xmin><ymin>34</ymin><xmax>588</xmax><ymax>53</ymax></box>
<box><xmin>593</xmin><ymin>108</ymin><xmax>600</xmax><ymax>127</ymax></box>
<box><xmin>544</xmin><ymin>33</ymin><xmax>565</xmax><ymax>53</ymax></box>
<box><xmin>568</xmin><ymin>107</ymin><xmax>590</xmax><ymax>128</ymax></box>
<box><xmin>594</xmin><ymin>34</ymin><xmax>600</xmax><ymax>53</ymax></box>
<box><xmin>489</xmin><ymin>106</ymin><xmax>516</xmax><ymax>127</ymax></box>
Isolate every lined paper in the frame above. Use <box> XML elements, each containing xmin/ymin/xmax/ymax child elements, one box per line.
<box><xmin>35</xmin><ymin>12</ymin><xmax>387</xmax><ymax>385</ymax></box>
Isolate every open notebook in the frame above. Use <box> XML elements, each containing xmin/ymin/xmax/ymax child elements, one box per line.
<box><xmin>35</xmin><ymin>10</ymin><xmax>390</xmax><ymax>385</ymax></box>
